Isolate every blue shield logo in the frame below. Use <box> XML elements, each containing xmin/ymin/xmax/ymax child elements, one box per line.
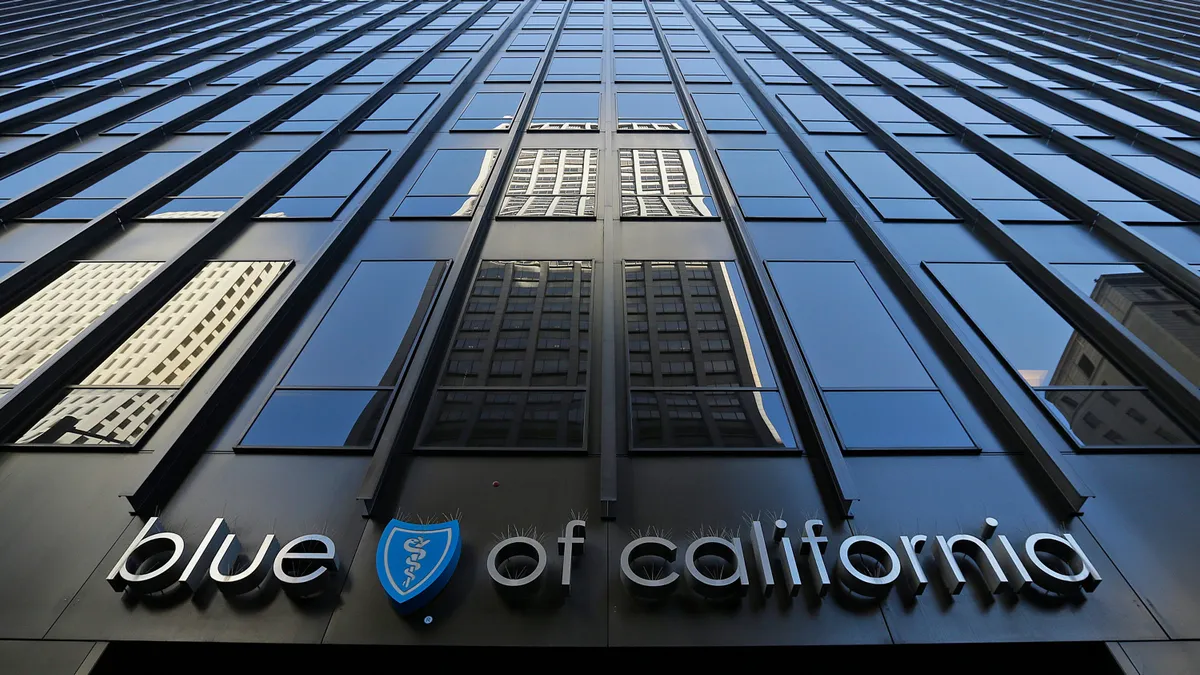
<box><xmin>376</xmin><ymin>520</ymin><xmax>462</xmax><ymax>613</ymax></box>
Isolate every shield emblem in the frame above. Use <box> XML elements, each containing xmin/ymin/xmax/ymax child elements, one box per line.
<box><xmin>376</xmin><ymin>519</ymin><xmax>462</xmax><ymax>613</ymax></box>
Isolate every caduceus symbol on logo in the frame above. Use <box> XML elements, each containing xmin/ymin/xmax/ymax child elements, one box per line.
<box><xmin>402</xmin><ymin>536</ymin><xmax>429</xmax><ymax>588</ymax></box>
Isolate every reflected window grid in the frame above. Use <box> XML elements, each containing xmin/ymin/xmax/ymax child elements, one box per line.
<box><xmin>499</xmin><ymin>148</ymin><xmax>598</xmax><ymax>218</ymax></box>
<box><xmin>618</xmin><ymin>149</ymin><xmax>716</xmax><ymax>219</ymax></box>
<box><xmin>420</xmin><ymin>260</ymin><xmax>592</xmax><ymax>450</ymax></box>
<box><xmin>625</xmin><ymin>261</ymin><xmax>796</xmax><ymax>450</ymax></box>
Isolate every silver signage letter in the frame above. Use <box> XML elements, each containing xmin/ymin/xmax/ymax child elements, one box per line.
<box><xmin>800</xmin><ymin>519</ymin><xmax>830</xmax><ymax>597</ymax></box>
<box><xmin>273</xmin><ymin>534</ymin><xmax>338</xmax><ymax>598</ymax></box>
<box><xmin>836</xmin><ymin>535</ymin><xmax>900</xmax><ymax>599</ymax></box>
<box><xmin>106</xmin><ymin>517</ymin><xmax>188</xmax><ymax>595</ymax></box>
<box><xmin>749</xmin><ymin>521</ymin><xmax>775</xmax><ymax>597</ymax></box>
<box><xmin>934</xmin><ymin>534</ymin><xmax>1008</xmax><ymax>595</ymax></box>
<box><xmin>684</xmin><ymin>537</ymin><xmax>749</xmax><ymax>600</ymax></box>
<box><xmin>899</xmin><ymin>535</ymin><xmax>928</xmax><ymax>596</ymax></box>
<box><xmin>211</xmin><ymin>533</ymin><xmax>280</xmax><ymax>596</ymax></box>
<box><xmin>178</xmin><ymin>518</ymin><xmax>229</xmax><ymax>592</ymax></box>
<box><xmin>775</xmin><ymin>520</ymin><xmax>802</xmax><ymax>597</ymax></box>
<box><xmin>487</xmin><ymin>536</ymin><xmax>547</xmax><ymax>598</ymax></box>
<box><xmin>557</xmin><ymin>520</ymin><xmax>586</xmax><ymax>595</ymax></box>
<box><xmin>1022</xmin><ymin>532</ymin><xmax>1102</xmax><ymax>594</ymax></box>
<box><xmin>620</xmin><ymin>536</ymin><xmax>680</xmax><ymax>601</ymax></box>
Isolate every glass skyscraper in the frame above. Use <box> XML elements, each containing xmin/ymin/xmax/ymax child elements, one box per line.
<box><xmin>0</xmin><ymin>0</ymin><xmax>1199</xmax><ymax>669</ymax></box>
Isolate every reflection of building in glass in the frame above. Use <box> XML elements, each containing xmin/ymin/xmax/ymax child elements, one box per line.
<box><xmin>617</xmin><ymin>122</ymin><xmax>687</xmax><ymax>132</ymax></box>
<box><xmin>420</xmin><ymin>260</ymin><xmax>591</xmax><ymax>449</ymax></box>
<box><xmin>1040</xmin><ymin>270</ymin><xmax>1198</xmax><ymax>447</ymax></box>
<box><xmin>625</xmin><ymin>261</ymin><xmax>793</xmax><ymax>449</ymax></box>
<box><xmin>528</xmin><ymin>121</ymin><xmax>600</xmax><ymax>132</ymax></box>
<box><xmin>1089</xmin><ymin>271</ymin><xmax>1200</xmax><ymax>386</ymax></box>
<box><xmin>17</xmin><ymin>261</ymin><xmax>288</xmax><ymax>446</ymax></box>
<box><xmin>0</xmin><ymin>262</ymin><xmax>161</xmax><ymax>390</ymax></box>
<box><xmin>619</xmin><ymin>149</ymin><xmax>714</xmax><ymax>218</ymax></box>
<box><xmin>500</xmin><ymin>148</ymin><xmax>598</xmax><ymax>217</ymax></box>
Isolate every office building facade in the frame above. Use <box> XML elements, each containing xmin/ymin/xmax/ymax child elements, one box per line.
<box><xmin>0</xmin><ymin>0</ymin><xmax>1198</xmax><ymax>670</ymax></box>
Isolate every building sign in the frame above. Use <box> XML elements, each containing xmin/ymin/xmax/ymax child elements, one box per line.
<box><xmin>108</xmin><ymin>514</ymin><xmax>1102</xmax><ymax>615</ymax></box>
<box><xmin>107</xmin><ymin>517</ymin><xmax>338</xmax><ymax>600</ymax></box>
<box><xmin>373</xmin><ymin>515</ymin><xmax>1101</xmax><ymax>612</ymax></box>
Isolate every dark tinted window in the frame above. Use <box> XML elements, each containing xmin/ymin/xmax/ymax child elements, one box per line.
<box><xmin>265</xmin><ymin>149</ymin><xmax>388</xmax><ymax>219</ymax></box>
<box><xmin>487</xmin><ymin>57</ymin><xmax>541</xmax><ymax>83</ymax></box>
<box><xmin>453</xmin><ymin>92</ymin><xmax>524</xmax><ymax>131</ymax></box>
<box><xmin>392</xmin><ymin>149</ymin><xmax>500</xmax><ymax>218</ymax></box>
<box><xmin>771</xmin><ymin>262</ymin><xmax>931</xmax><ymax>388</ymax></box>
<box><xmin>693</xmin><ymin>92</ymin><xmax>761</xmax><ymax>132</ymax></box>
<box><xmin>828</xmin><ymin>150</ymin><xmax>956</xmax><ymax>221</ymax></box>
<box><xmin>718</xmin><ymin>149</ymin><xmax>823</xmax><ymax>219</ymax></box>
<box><xmin>531</xmin><ymin>91</ymin><xmax>599</xmax><ymax>130</ymax></box>
<box><xmin>617</xmin><ymin>92</ymin><xmax>686</xmax><ymax>131</ymax></box>
<box><xmin>358</xmin><ymin>92</ymin><xmax>439</xmax><ymax>132</ymax></box>
<box><xmin>0</xmin><ymin>153</ymin><xmax>100</xmax><ymax>200</ymax></box>
<box><xmin>181</xmin><ymin>151</ymin><xmax>296</xmax><ymax>198</ymax></box>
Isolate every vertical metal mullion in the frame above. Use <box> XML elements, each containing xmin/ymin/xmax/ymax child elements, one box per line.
<box><xmin>648</xmin><ymin>0</ymin><xmax>858</xmax><ymax>516</ymax></box>
<box><xmin>685</xmin><ymin>0</ymin><xmax>1089</xmax><ymax>512</ymax></box>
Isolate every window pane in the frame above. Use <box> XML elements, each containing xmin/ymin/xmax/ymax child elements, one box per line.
<box><xmin>617</xmin><ymin>92</ymin><xmax>686</xmax><ymax>131</ymax></box>
<box><xmin>420</xmin><ymin>390</ymin><xmax>586</xmax><ymax>448</ymax></box>
<box><xmin>500</xmin><ymin>148</ymin><xmax>598</xmax><ymax>217</ymax></box>
<box><xmin>828</xmin><ymin>150</ymin><xmax>955</xmax><ymax>221</ymax></box>
<box><xmin>15</xmin><ymin>390</ymin><xmax>176</xmax><ymax>447</ymax></box>
<box><xmin>825</xmin><ymin>390</ymin><xmax>972</xmax><ymax>450</ymax></box>
<box><xmin>0</xmin><ymin>153</ymin><xmax>100</xmax><ymax>200</ymax></box>
<box><xmin>531</xmin><ymin>91</ymin><xmax>599</xmax><ymax>130</ymax></box>
<box><xmin>453</xmin><ymin>92</ymin><xmax>524</xmax><ymax>131</ymax></box>
<box><xmin>392</xmin><ymin>149</ymin><xmax>499</xmax><ymax>218</ymax></box>
<box><xmin>619</xmin><ymin>149</ymin><xmax>715</xmax><ymax>218</ymax></box>
<box><xmin>630</xmin><ymin>391</ymin><xmax>796</xmax><ymax>448</ymax></box>
<box><xmin>0</xmin><ymin>262</ymin><xmax>161</xmax><ymax>386</ymax></box>
<box><xmin>283</xmin><ymin>261</ymin><xmax>439</xmax><ymax>387</ymax></box>
<box><xmin>718</xmin><ymin>149</ymin><xmax>822</xmax><ymax>219</ymax></box>
<box><xmin>547</xmin><ymin>56</ymin><xmax>602</xmax><ymax>81</ymax></box>
<box><xmin>180</xmin><ymin>151</ymin><xmax>295</xmax><ymax>197</ymax></box>
<box><xmin>928</xmin><ymin>263</ymin><xmax>1134</xmax><ymax>387</ymax></box>
<box><xmin>442</xmin><ymin>261</ymin><xmax>591</xmax><ymax>386</ymax></box>
<box><xmin>693</xmin><ymin>93</ymin><xmax>761</xmax><ymax>132</ymax></box>
<box><xmin>769</xmin><ymin>261</ymin><xmax>933</xmax><ymax>388</ymax></box>
<box><xmin>1057</xmin><ymin>263</ymin><xmax>1200</xmax><ymax>388</ymax></box>
<box><xmin>625</xmin><ymin>261</ymin><xmax>777</xmax><ymax>387</ymax></box>
<box><xmin>487</xmin><ymin>57</ymin><xmax>540</xmax><ymax>82</ymax></box>
<box><xmin>72</xmin><ymin>152</ymin><xmax>197</xmax><ymax>198</ymax></box>
<box><xmin>359</xmin><ymin>96</ymin><xmax>433</xmax><ymax>132</ymax></box>
<box><xmin>281</xmin><ymin>149</ymin><xmax>388</xmax><ymax>198</ymax></box>
<box><xmin>241</xmin><ymin>390</ymin><xmax>390</xmax><ymax>447</ymax></box>
<box><xmin>1039</xmin><ymin>389</ymin><xmax>1196</xmax><ymax>447</ymax></box>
